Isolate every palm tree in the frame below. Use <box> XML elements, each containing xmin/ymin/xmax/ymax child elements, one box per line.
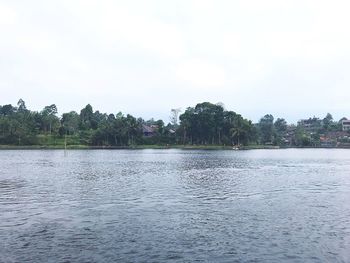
<box><xmin>230</xmin><ymin>126</ymin><xmax>243</xmax><ymax>146</ymax></box>
<box><xmin>230</xmin><ymin>118</ymin><xmax>248</xmax><ymax>146</ymax></box>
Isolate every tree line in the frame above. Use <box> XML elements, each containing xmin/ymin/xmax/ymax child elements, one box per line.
<box><xmin>0</xmin><ymin>99</ymin><xmax>348</xmax><ymax>147</ymax></box>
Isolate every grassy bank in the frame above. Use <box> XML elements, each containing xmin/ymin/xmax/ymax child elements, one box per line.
<box><xmin>0</xmin><ymin>144</ymin><xmax>89</xmax><ymax>150</ymax></box>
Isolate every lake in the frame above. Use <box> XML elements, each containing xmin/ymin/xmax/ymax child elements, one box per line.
<box><xmin>1</xmin><ymin>149</ymin><xmax>350</xmax><ymax>262</ymax></box>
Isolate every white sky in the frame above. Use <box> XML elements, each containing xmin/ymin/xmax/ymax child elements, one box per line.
<box><xmin>0</xmin><ymin>0</ymin><xmax>349</xmax><ymax>123</ymax></box>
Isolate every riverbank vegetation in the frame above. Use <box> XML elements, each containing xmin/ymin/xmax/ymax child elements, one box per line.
<box><xmin>0</xmin><ymin>99</ymin><xmax>349</xmax><ymax>148</ymax></box>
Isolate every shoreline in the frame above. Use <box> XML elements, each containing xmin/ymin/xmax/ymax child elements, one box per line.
<box><xmin>0</xmin><ymin>145</ymin><xmax>349</xmax><ymax>150</ymax></box>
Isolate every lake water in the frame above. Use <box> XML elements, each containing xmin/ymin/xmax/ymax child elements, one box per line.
<box><xmin>1</xmin><ymin>149</ymin><xmax>350</xmax><ymax>262</ymax></box>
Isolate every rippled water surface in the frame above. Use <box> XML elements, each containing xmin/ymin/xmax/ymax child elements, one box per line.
<box><xmin>1</xmin><ymin>149</ymin><xmax>350</xmax><ymax>262</ymax></box>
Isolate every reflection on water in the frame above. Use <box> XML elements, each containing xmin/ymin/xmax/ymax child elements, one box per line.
<box><xmin>1</xmin><ymin>149</ymin><xmax>350</xmax><ymax>262</ymax></box>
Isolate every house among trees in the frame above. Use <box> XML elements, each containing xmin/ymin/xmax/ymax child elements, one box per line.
<box><xmin>142</xmin><ymin>124</ymin><xmax>157</xmax><ymax>137</ymax></box>
<box><xmin>1</xmin><ymin>99</ymin><xmax>349</xmax><ymax>148</ymax></box>
<box><xmin>342</xmin><ymin>119</ymin><xmax>350</xmax><ymax>131</ymax></box>
<box><xmin>319</xmin><ymin>135</ymin><xmax>335</xmax><ymax>147</ymax></box>
<box><xmin>297</xmin><ymin>118</ymin><xmax>322</xmax><ymax>131</ymax></box>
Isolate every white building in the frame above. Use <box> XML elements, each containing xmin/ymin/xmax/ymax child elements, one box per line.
<box><xmin>342</xmin><ymin>119</ymin><xmax>350</xmax><ymax>131</ymax></box>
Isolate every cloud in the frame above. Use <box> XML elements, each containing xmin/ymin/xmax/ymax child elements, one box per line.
<box><xmin>175</xmin><ymin>59</ymin><xmax>226</xmax><ymax>88</ymax></box>
<box><xmin>63</xmin><ymin>0</ymin><xmax>186</xmax><ymax>59</ymax></box>
<box><xmin>1</xmin><ymin>0</ymin><xmax>350</xmax><ymax>122</ymax></box>
<box><xmin>0</xmin><ymin>4</ymin><xmax>17</xmax><ymax>26</ymax></box>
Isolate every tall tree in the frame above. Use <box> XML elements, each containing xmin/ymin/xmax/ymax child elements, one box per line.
<box><xmin>17</xmin><ymin>99</ymin><xmax>27</xmax><ymax>112</ymax></box>
<box><xmin>259</xmin><ymin>114</ymin><xmax>275</xmax><ymax>144</ymax></box>
<box><xmin>61</xmin><ymin>111</ymin><xmax>80</xmax><ymax>135</ymax></box>
<box><xmin>323</xmin><ymin>113</ymin><xmax>333</xmax><ymax>131</ymax></box>
<box><xmin>170</xmin><ymin>108</ymin><xmax>181</xmax><ymax>126</ymax></box>
<box><xmin>274</xmin><ymin>118</ymin><xmax>287</xmax><ymax>144</ymax></box>
<box><xmin>41</xmin><ymin>104</ymin><xmax>59</xmax><ymax>134</ymax></box>
<box><xmin>80</xmin><ymin>104</ymin><xmax>94</xmax><ymax>130</ymax></box>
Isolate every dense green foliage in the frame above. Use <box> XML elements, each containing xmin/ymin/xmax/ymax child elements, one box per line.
<box><xmin>179</xmin><ymin>102</ymin><xmax>256</xmax><ymax>145</ymax></box>
<box><xmin>0</xmin><ymin>99</ymin><xmax>175</xmax><ymax>146</ymax></box>
<box><xmin>0</xmin><ymin>99</ymin><xmax>348</xmax><ymax>147</ymax></box>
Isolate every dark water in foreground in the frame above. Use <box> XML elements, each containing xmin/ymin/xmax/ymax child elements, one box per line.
<box><xmin>1</xmin><ymin>149</ymin><xmax>350</xmax><ymax>263</ymax></box>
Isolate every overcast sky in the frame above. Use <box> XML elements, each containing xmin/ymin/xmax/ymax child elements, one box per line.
<box><xmin>0</xmin><ymin>0</ymin><xmax>349</xmax><ymax>123</ymax></box>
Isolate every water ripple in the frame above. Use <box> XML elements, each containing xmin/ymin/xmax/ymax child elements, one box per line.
<box><xmin>1</xmin><ymin>149</ymin><xmax>350</xmax><ymax>262</ymax></box>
